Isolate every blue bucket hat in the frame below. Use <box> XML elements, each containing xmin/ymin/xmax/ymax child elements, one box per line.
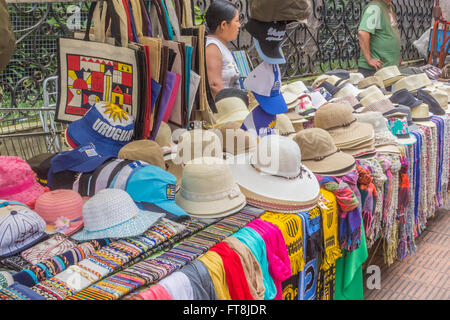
<box><xmin>126</xmin><ymin>165</ymin><xmax>189</xmax><ymax>219</ymax></box>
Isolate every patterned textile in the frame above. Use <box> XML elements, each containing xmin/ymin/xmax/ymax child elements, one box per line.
<box><xmin>20</xmin><ymin>233</ymin><xmax>77</xmax><ymax>265</ymax></box>
<box><xmin>260</xmin><ymin>212</ymin><xmax>305</xmax><ymax>275</ymax></box>
<box><xmin>12</xmin><ymin>239</ymin><xmax>109</xmax><ymax>287</ymax></box>
<box><xmin>356</xmin><ymin>163</ymin><xmax>377</xmax><ymax>239</ymax></box>
<box><xmin>65</xmin><ymin>208</ymin><xmax>260</xmax><ymax>300</ymax></box>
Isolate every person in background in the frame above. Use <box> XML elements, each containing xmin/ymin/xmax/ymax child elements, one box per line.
<box><xmin>205</xmin><ymin>0</ymin><xmax>242</xmax><ymax>98</ymax></box>
<box><xmin>357</xmin><ymin>0</ymin><xmax>401</xmax><ymax>77</ymax></box>
<box><xmin>0</xmin><ymin>0</ymin><xmax>15</xmax><ymax>72</ymax></box>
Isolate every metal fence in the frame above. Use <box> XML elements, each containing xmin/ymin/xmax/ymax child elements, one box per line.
<box><xmin>0</xmin><ymin>0</ymin><xmax>435</xmax><ymax>158</ymax></box>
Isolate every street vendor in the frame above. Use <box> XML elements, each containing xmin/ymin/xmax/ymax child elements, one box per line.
<box><xmin>205</xmin><ymin>0</ymin><xmax>242</xmax><ymax>98</ymax></box>
<box><xmin>357</xmin><ymin>0</ymin><xmax>401</xmax><ymax>77</ymax></box>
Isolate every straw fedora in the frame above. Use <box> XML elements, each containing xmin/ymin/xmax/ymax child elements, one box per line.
<box><xmin>411</xmin><ymin>103</ymin><xmax>434</xmax><ymax>126</ymax></box>
<box><xmin>282</xmin><ymin>80</ymin><xmax>308</xmax><ymax>103</ymax></box>
<box><xmin>419</xmin><ymin>88</ymin><xmax>448</xmax><ymax>113</ymax></box>
<box><xmin>355</xmin><ymin>112</ymin><xmax>400</xmax><ymax>154</ymax></box>
<box><xmin>229</xmin><ymin>135</ymin><xmax>320</xmax><ymax>213</ymax></box>
<box><xmin>334</xmin><ymin>83</ymin><xmax>361</xmax><ymax>99</ymax></box>
<box><xmin>276</xmin><ymin>114</ymin><xmax>296</xmax><ymax>137</ymax></box>
<box><xmin>360</xmin><ymin>90</ymin><xmax>387</xmax><ymax>107</ymax></box>
<box><xmin>176</xmin><ymin>157</ymin><xmax>246</xmax><ymax>218</ymax></box>
<box><xmin>349</xmin><ymin>73</ymin><xmax>364</xmax><ymax>85</ymax></box>
<box><xmin>361</xmin><ymin>97</ymin><xmax>396</xmax><ymax>115</ymax></box>
<box><xmin>216</xmin><ymin>122</ymin><xmax>257</xmax><ymax>156</ymax></box>
<box><xmin>292</xmin><ymin>128</ymin><xmax>355</xmax><ymax>175</ymax></box>
<box><xmin>393</xmin><ymin>73</ymin><xmax>432</xmax><ymax>93</ymax></box>
<box><xmin>358</xmin><ymin>76</ymin><xmax>385</xmax><ymax>90</ymax></box>
<box><xmin>330</xmin><ymin>96</ymin><xmax>360</xmax><ymax>111</ymax></box>
<box><xmin>314</xmin><ymin>103</ymin><xmax>374</xmax><ymax>146</ymax></box>
<box><xmin>175</xmin><ymin>129</ymin><xmax>223</xmax><ymax>164</ymax></box>
<box><xmin>358</xmin><ymin>85</ymin><xmax>385</xmax><ymax>100</ymax></box>
<box><xmin>312</xmin><ymin>74</ymin><xmax>333</xmax><ymax>89</ymax></box>
<box><xmin>213</xmin><ymin>92</ymin><xmax>250</xmax><ymax>127</ymax></box>
<box><xmin>374</xmin><ymin>66</ymin><xmax>404</xmax><ymax>87</ymax></box>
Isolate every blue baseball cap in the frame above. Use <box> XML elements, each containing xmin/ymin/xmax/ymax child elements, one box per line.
<box><xmin>50</xmin><ymin>144</ymin><xmax>114</xmax><ymax>174</ymax></box>
<box><xmin>126</xmin><ymin>165</ymin><xmax>189</xmax><ymax>219</ymax></box>
<box><xmin>67</xmin><ymin>102</ymin><xmax>135</xmax><ymax>158</ymax></box>
<box><xmin>244</xmin><ymin>62</ymin><xmax>287</xmax><ymax>115</ymax></box>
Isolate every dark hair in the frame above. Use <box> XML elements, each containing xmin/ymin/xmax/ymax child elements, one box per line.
<box><xmin>205</xmin><ymin>0</ymin><xmax>238</xmax><ymax>34</ymax></box>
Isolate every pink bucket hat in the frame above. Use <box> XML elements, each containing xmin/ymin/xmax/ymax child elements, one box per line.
<box><xmin>34</xmin><ymin>189</ymin><xmax>84</xmax><ymax>236</ymax></box>
<box><xmin>0</xmin><ymin>156</ymin><xmax>45</xmax><ymax>207</ymax></box>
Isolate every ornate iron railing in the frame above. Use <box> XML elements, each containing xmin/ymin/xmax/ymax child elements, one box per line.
<box><xmin>0</xmin><ymin>0</ymin><xmax>435</xmax><ymax>111</ymax></box>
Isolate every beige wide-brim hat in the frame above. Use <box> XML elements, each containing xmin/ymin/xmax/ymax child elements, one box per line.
<box><xmin>358</xmin><ymin>76</ymin><xmax>385</xmax><ymax>89</ymax></box>
<box><xmin>393</xmin><ymin>73</ymin><xmax>432</xmax><ymax>93</ymax></box>
<box><xmin>214</xmin><ymin>97</ymin><xmax>250</xmax><ymax>126</ymax></box>
<box><xmin>118</xmin><ymin>140</ymin><xmax>165</xmax><ymax>170</ymax></box>
<box><xmin>329</xmin><ymin>122</ymin><xmax>374</xmax><ymax>146</ymax></box>
<box><xmin>175</xmin><ymin>157</ymin><xmax>246</xmax><ymax>218</ymax></box>
<box><xmin>292</xmin><ymin>128</ymin><xmax>356</xmax><ymax>175</ymax></box>
<box><xmin>276</xmin><ymin>113</ymin><xmax>296</xmax><ymax>136</ymax></box>
<box><xmin>282</xmin><ymin>80</ymin><xmax>308</xmax><ymax>97</ymax></box>
<box><xmin>375</xmin><ymin>66</ymin><xmax>404</xmax><ymax>87</ymax></box>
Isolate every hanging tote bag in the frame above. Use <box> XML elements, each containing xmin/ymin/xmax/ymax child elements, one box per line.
<box><xmin>55</xmin><ymin>0</ymin><xmax>141</xmax><ymax>123</ymax></box>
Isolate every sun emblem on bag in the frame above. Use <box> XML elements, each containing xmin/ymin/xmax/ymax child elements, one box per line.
<box><xmin>103</xmin><ymin>103</ymin><xmax>129</xmax><ymax>122</ymax></box>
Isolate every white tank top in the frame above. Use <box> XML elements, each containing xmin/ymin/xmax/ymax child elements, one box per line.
<box><xmin>206</xmin><ymin>36</ymin><xmax>241</xmax><ymax>89</ymax></box>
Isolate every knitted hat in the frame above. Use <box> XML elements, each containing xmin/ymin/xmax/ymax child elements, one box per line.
<box><xmin>0</xmin><ymin>156</ymin><xmax>46</xmax><ymax>207</ymax></box>
<box><xmin>34</xmin><ymin>190</ymin><xmax>84</xmax><ymax>236</ymax></box>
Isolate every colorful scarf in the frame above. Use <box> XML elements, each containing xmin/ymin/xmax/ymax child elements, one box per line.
<box><xmin>356</xmin><ymin>163</ymin><xmax>377</xmax><ymax>238</ymax></box>
<box><xmin>261</xmin><ymin>212</ymin><xmax>305</xmax><ymax>275</ymax></box>
<box><xmin>398</xmin><ymin>155</ymin><xmax>410</xmax><ymax>224</ymax></box>
<box><xmin>315</xmin><ymin>173</ymin><xmax>361</xmax><ymax>253</ymax></box>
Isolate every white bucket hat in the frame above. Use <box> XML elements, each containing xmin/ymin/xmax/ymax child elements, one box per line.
<box><xmin>176</xmin><ymin>157</ymin><xmax>246</xmax><ymax>218</ymax></box>
<box><xmin>229</xmin><ymin>135</ymin><xmax>320</xmax><ymax>213</ymax></box>
<box><xmin>71</xmin><ymin>189</ymin><xmax>164</xmax><ymax>241</ymax></box>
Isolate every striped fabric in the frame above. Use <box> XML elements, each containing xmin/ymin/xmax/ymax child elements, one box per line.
<box><xmin>232</xmin><ymin>51</ymin><xmax>253</xmax><ymax>90</ymax></box>
<box><xmin>66</xmin><ymin>207</ymin><xmax>262</xmax><ymax>300</ymax></box>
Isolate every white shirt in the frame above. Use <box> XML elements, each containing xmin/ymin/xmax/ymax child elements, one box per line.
<box><xmin>206</xmin><ymin>36</ymin><xmax>241</xmax><ymax>89</ymax></box>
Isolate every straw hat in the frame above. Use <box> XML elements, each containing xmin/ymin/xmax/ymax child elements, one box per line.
<box><xmin>411</xmin><ymin>103</ymin><xmax>434</xmax><ymax>125</ymax></box>
<box><xmin>349</xmin><ymin>73</ymin><xmax>364</xmax><ymax>85</ymax></box>
<box><xmin>118</xmin><ymin>140</ymin><xmax>165</xmax><ymax>170</ymax></box>
<box><xmin>334</xmin><ymin>83</ymin><xmax>361</xmax><ymax>99</ymax></box>
<box><xmin>355</xmin><ymin>112</ymin><xmax>400</xmax><ymax>154</ymax></box>
<box><xmin>292</xmin><ymin>128</ymin><xmax>355</xmax><ymax>175</ymax></box>
<box><xmin>330</xmin><ymin>96</ymin><xmax>360</xmax><ymax>111</ymax></box>
<box><xmin>393</xmin><ymin>73</ymin><xmax>432</xmax><ymax>93</ymax></box>
<box><xmin>216</xmin><ymin>122</ymin><xmax>257</xmax><ymax>156</ymax></box>
<box><xmin>374</xmin><ymin>66</ymin><xmax>404</xmax><ymax>87</ymax></box>
<box><xmin>361</xmin><ymin>97</ymin><xmax>396</xmax><ymax>115</ymax></box>
<box><xmin>359</xmin><ymin>85</ymin><xmax>385</xmax><ymax>100</ymax></box>
<box><xmin>314</xmin><ymin>103</ymin><xmax>374</xmax><ymax>146</ymax></box>
<box><xmin>175</xmin><ymin>129</ymin><xmax>223</xmax><ymax>164</ymax></box>
<box><xmin>282</xmin><ymin>80</ymin><xmax>308</xmax><ymax>105</ymax></box>
<box><xmin>312</xmin><ymin>74</ymin><xmax>332</xmax><ymax>89</ymax></box>
<box><xmin>176</xmin><ymin>157</ymin><xmax>246</xmax><ymax>218</ymax></box>
<box><xmin>358</xmin><ymin>76</ymin><xmax>385</xmax><ymax>89</ymax></box>
<box><xmin>285</xmin><ymin>110</ymin><xmax>308</xmax><ymax>132</ymax></box>
<box><xmin>360</xmin><ymin>90</ymin><xmax>387</xmax><ymax>107</ymax></box>
<box><xmin>420</xmin><ymin>88</ymin><xmax>448</xmax><ymax>112</ymax></box>
<box><xmin>213</xmin><ymin>91</ymin><xmax>250</xmax><ymax>126</ymax></box>
<box><xmin>34</xmin><ymin>190</ymin><xmax>84</xmax><ymax>236</ymax></box>
<box><xmin>229</xmin><ymin>135</ymin><xmax>320</xmax><ymax>213</ymax></box>
<box><xmin>276</xmin><ymin>114</ymin><xmax>296</xmax><ymax>137</ymax></box>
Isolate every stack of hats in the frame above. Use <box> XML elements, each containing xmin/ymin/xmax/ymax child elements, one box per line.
<box><xmin>212</xmin><ymin>88</ymin><xmax>250</xmax><ymax>127</ymax></box>
<box><xmin>229</xmin><ymin>134</ymin><xmax>320</xmax><ymax>213</ymax></box>
<box><xmin>314</xmin><ymin>103</ymin><xmax>376</xmax><ymax>158</ymax></box>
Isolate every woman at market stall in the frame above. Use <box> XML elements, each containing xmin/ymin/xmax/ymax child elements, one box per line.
<box><xmin>205</xmin><ymin>0</ymin><xmax>242</xmax><ymax>98</ymax></box>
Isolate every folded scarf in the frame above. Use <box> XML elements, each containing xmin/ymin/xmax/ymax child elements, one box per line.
<box><xmin>316</xmin><ymin>173</ymin><xmax>362</xmax><ymax>253</ymax></box>
<box><xmin>356</xmin><ymin>164</ymin><xmax>377</xmax><ymax>238</ymax></box>
<box><xmin>398</xmin><ymin>155</ymin><xmax>410</xmax><ymax>224</ymax></box>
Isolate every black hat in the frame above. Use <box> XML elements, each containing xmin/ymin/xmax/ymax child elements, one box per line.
<box><xmin>26</xmin><ymin>153</ymin><xmax>56</xmax><ymax>186</ymax></box>
<box><xmin>390</xmin><ymin>88</ymin><xmax>423</xmax><ymax>108</ymax></box>
<box><xmin>246</xmin><ymin>18</ymin><xmax>287</xmax><ymax>64</ymax></box>
<box><xmin>318</xmin><ymin>81</ymin><xmax>339</xmax><ymax>96</ymax></box>
<box><xmin>215</xmin><ymin>88</ymin><xmax>249</xmax><ymax>106</ymax></box>
<box><xmin>417</xmin><ymin>89</ymin><xmax>446</xmax><ymax>116</ymax></box>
